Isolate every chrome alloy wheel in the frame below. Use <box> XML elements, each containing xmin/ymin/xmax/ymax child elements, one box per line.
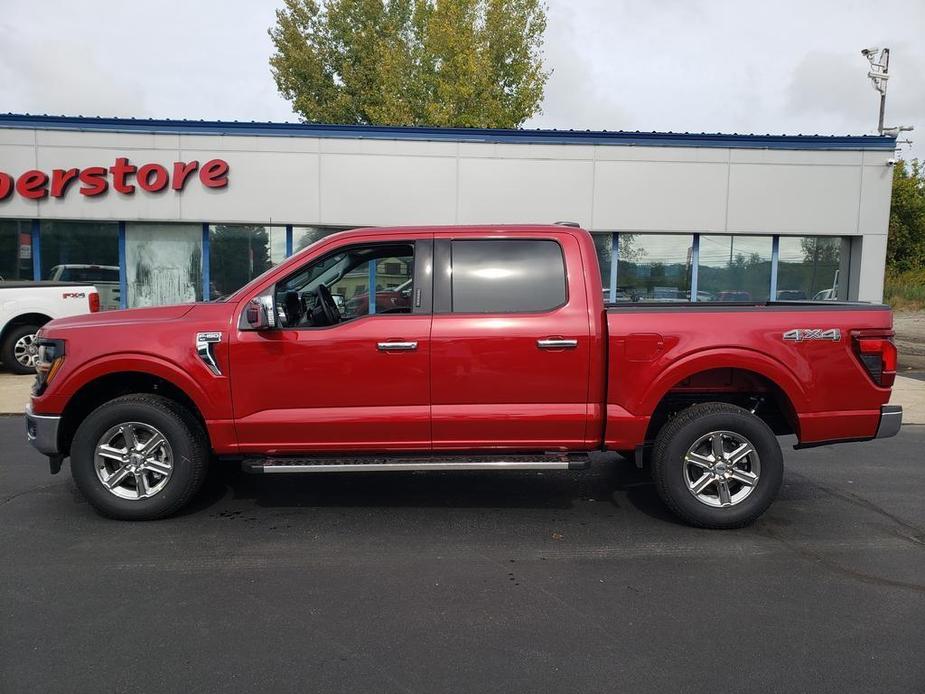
<box><xmin>94</xmin><ymin>422</ymin><xmax>174</xmax><ymax>500</ymax></box>
<box><xmin>683</xmin><ymin>430</ymin><xmax>761</xmax><ymax>508</ymax></box>
<box><xmin>14</xmin><ymin>333</ymin><xmax>38</xmax><ymax>368</ymax></box>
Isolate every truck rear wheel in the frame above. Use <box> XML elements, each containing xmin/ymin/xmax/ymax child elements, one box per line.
<box><xmin>651</xmin><ymin>402</ymin><xmax>783</xmax><ymax>529</ymax></box>
<box><xmin>1</xmin><ymin>323</ymin><xmax>41</xmax><ymax>374</ymax></box>
<box><xmin>70</xmin><ymin>394</ymin><xmax>208</xmax><ymax>520</ymax></box>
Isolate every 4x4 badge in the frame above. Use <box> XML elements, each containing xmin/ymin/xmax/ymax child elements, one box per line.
<box><xmin>783</xmin><ymin>328</ymin><xmax>841</xmax><ymax>342</ymax></box>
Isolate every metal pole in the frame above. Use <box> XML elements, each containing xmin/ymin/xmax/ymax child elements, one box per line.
<box><xmin>878</xmin><ymin>49</ymin><xmax>889</xmax><ymax>135</ymax></box>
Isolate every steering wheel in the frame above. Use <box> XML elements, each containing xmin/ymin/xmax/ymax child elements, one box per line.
<box><xmin>314</xmin><ymin>284</ymin><xmax>341</xmax><ymax>326</ymax></box>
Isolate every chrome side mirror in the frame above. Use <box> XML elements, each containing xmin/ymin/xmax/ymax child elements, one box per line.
<box><xmin>240</xmin><ymin>294</ymin><xmax>276</xmax><ymax>331</ymax></box>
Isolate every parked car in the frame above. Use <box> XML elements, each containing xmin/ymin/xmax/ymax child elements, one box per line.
<box><xmin>715</xmin><ymin>290</ymin><xmax>753</xmax><ymax>302</ymax></box>
<box><xmin>48</xmin><ymin>265</ymin><xmax>120</xmax><ymax>310</ymax></box>
<box><xmin>775</xmin><ymin>289</ymin><xmax>808</xmax><ymax>300</ymax></box>
<box><xmin>0</xmin><ymin>281</ymin><xmax>100</xmax><ymax>374</ymax></box>
<box><xmin>25</xmin><ymin>225</ymin><xmax>900</xmax><ymax>527</ymax></box>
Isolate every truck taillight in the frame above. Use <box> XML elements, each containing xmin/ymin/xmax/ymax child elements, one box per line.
<box><xmin>89</xmin><ymin>291</ymin><xmax>100</xmax><ymax>313</ymax></box>
<box><xmin>852</xmin><ymin>332</ymin><xmax>897</xmax><ymax>388</ymax></box>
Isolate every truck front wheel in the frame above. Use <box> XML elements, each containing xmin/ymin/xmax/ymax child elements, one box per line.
<box><xmin>70</xmin><ymin>394</ymin><xmax>208</xmax><ymax>520</ymax></box>
<box><xmin>651</xmin><ymin>402</ymin><xmax>783</xmax><ymax>529</ymax></box>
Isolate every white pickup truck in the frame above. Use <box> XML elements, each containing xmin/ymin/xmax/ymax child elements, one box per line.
<box><xmin>0</xmin><ymin>282</ymin><xmax>100</xmax><ymax>374</ymax></box>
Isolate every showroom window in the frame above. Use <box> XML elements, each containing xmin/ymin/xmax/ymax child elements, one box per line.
<box><xmin>125</xmin><ymin>223</ymin><xmax>202</xmax><ymax>308</ymax></box>
<box><xmin>209</xmin><ymin>225</ymin><xmax>287</xmax><ymax>299</ymax></box>
<box><xmin>39</xmin><ymin>221</ymin><xmax>120</xmax><ymax>310</ymax></box>
<box><xmin>0</xmin><ymin>219</ymin><xmax>34</xmax><ymax>281</ymax></box>
<box><xmin>292</xmin><ymin>226</ymin><xmax>351</xmax><ymax>255</ymax></box>
<box><xmin>598</xmin><ymin>232</ymin><xmax>849</xmax><ymax>303</ymax></box>
<box><xmin>777</xmin><ymin>236</ymin><xmax>846</xmax><ymax>301</ymax></box>
<box><xmin>698</xmin><ymin>235</ymin><xmax>773</xmax><ymax>302</ymax></box>
<box><xmin>615</xmin><ymin>233</ymin><xmax>694</xmax><ymax>302</ymax></box>
<box><xmin>593</xmin><ymin>233</ymin><xmax>613</xmax><ymax>303</ymax></box>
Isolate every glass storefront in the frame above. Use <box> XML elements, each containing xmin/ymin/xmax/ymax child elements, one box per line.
<box><xmin>777</xmin><ymin>236</ymin><xmax>845</xmax><ymax>301</ymax></box>
<box><xmin>615</xmin><ymin>233</ymin><xmax>694</xmax><ymax>301</ymax></box>
<box><xmin>698</xmin><ymin>235</ymin><xmax>773</xmax><ymax>302</ymax></box>
<box><xmin>0</xmin><ymin>218</ymin><xmax>856</xmax><ymax>308</ymax></box>
<box><xmin>0</xmin><ymin>219</ymin><xmax>34</xmax><ymax>281</ymax></box>
<box><xmin>125</xmin><ymin>223</ymin><xmax>202</xmax><ymax>307</ymax></box>
<box><xmin>39</xmin><ymin>221</ymin><xmax>120</xmax><ymax>309</ymax></box>
<box><xmin>208</xmin><ymin>225</ymin><xmax>287</xmax><ymax>299</ymax></box>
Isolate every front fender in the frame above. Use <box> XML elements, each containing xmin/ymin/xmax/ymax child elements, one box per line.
<box><xmin>49</xmin><ymin>353</ymin><xmax>225</xmax><ymax>421</ymax></box>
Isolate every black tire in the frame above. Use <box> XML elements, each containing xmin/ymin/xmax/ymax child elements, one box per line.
<box><xmin>651</xmin><ymin>402</ymin><xmax>783</xmax><ymax>529</ymax></box>
<box><xmin>1</xmin><ymin>323</ymin><xmax>41</xmax><ymax>375</ymax></box>
<box><xmin>70</xmin><ymin>394</ymin><xmax>208</xmax><ymax>520</ymax></box>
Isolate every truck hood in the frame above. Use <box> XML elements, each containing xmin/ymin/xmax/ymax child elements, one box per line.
<box><xmin>44</xmin><ymin>304</ymin><xmax>197</xmax><ymax>331</ymax></box>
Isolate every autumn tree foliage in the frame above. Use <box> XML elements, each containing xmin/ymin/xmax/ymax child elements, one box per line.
<box><xmin>269</xmin><ymin>0</ymin><xmax>548</xmax><ymax>128</ymax></box>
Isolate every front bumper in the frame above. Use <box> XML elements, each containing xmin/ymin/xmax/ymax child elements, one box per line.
<box><xmin>875</xmin><ymin>404</ymin><xmax>903</xmax><ymax>439</ymax></box>
<box><xmin>25</xmin><ymin>404</ymin><xmax>61</xmax><ymax>456</ymax></box>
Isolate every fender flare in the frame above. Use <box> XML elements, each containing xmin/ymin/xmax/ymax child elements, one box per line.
<box><xmin>638</xmin><ymin>347</ymin><xmax>809</xmax><ymax>417</ymax></box>
<box><xmin>59</xmin><ymin>353</ymin><xmax>219</xmax><ymax>420</ymax></box>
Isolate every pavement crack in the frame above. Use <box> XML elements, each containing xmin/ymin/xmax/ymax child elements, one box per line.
<box><xmin>0</xmin><ymin>481</ymin><xmax>62</xmax><ymax>507</ymax></box>
<box><xmin>787</xmin><ymin>470</ymin><xmax>925</xmax><ymax>548</ymax></box>
<box><xmin>757</xmin><ymin>524</ymin><xmax>925</xmax><ymax>594</ymax></box>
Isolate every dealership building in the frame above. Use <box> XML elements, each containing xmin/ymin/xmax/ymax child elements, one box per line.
<box><xmin>0</xmin><ymin>114</ymin><xmax>897</xmax><ymax>309</ymax></box>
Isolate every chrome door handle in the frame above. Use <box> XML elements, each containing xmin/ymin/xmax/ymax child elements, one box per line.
<box><xmin>537</xmin><ymin>338</ymin><xmax>578</xmax><ymax>349</ymax></box>
<box><xmin>377</xmin><ymin>341</ymin><xmax>418</xmax><ymax>351</ymax></box>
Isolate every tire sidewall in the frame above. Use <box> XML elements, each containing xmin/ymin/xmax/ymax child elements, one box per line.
<box><xmin>2</xmin><ymin>324</ymin><xmax>40</xmax><ymax>375</ymax></box>
<box><xmin>71</xmin><ymin>399</ymin><xmax>199</xmax><ymax>520</ymax></box>
<box><xmin>657</xmin><ymin>409</ymin><xmax>783</xmax><ymax>528</ymax></box>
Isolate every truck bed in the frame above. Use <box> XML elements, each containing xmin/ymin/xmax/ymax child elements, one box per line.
<box><xmin>603</xmin><ymin>301</ymin><xmax>894</xmax><ymax>450</ymax></box>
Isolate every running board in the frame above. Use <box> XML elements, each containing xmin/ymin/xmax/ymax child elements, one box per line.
<box><xmin>242</xmin><ymin>453</ymin><xmax>591</xmax><ymax>474</ymax></box>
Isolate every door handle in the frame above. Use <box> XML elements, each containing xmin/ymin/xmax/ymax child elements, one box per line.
<box><xmin>537</xmin><ymin>338</ymin><xmax>578</xmax><ymax>349</ymax></box>
<box><xmin>378</xmin><ymin>341</ymin><xmax>418</xmax><ymax>351</ymax></box>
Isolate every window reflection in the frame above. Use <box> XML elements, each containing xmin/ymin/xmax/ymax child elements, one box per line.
<box><xmin>615</xmin><ymin>234</ymin><xmax>693</xmax><ymax>302</ymax></box>
<box><xmin>777</xmin><ymin>237</ymin><xmax>844</xmax><ymax>301</ymax></box>
<box><xmin>698</xmin><ymin>235</ymin><xmax>772</xmax><ymax>302</ymax></box>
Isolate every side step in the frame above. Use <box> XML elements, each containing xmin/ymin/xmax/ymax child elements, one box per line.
<box><xmin>242</xmin><ymin>453</ymin><xmax>591</xmax><ymax>474</ymax></box>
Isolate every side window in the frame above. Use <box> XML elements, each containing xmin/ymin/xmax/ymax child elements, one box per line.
<box><xmin>450</xmin><ymin>239</ymin><xmax>566</xmax><ymax>313</ymax></box>
<box><xmin>274</xmin><ymin>243</ymin><xmax>415</xmax><ymax>328</ymax></box>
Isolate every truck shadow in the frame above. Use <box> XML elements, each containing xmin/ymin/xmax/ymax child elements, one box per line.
<box><xmin>183</xmin><ymin>455</ymin><xmax>679</xmax><ymax>523</ymax></box>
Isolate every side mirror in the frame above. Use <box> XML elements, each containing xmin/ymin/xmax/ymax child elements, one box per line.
<box><xmin>241</xmin><ymin>294</ymin><xmax>276</xmax><ymax>331</ymax></box>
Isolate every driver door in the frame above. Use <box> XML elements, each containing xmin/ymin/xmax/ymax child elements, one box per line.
<box><xmin>230</xmin><ymin>235</ymin><xmax>433</xmax><ymax>455</ymax></box>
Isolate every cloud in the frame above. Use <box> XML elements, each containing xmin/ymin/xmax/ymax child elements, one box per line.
<box><xmin>0</xmin><ymin>23</ymin><xmax>148</xmax><ymax>117</ymax></box>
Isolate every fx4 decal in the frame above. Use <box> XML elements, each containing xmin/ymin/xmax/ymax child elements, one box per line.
<box><xmin>783</xmin><ymin>328</ymin><xmax>841</xmax><ymax>342</ymax></box>
<box><xmin>62</xmin><ymin>292</ymin><xmax>86</xmax><ymax>299</ymax></box>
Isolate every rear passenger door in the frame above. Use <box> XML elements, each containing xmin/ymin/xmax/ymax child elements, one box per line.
<box><xmin>430</xmin><ymin>234</ymin><xmax>592</xmax><ymax>450</ymax></box>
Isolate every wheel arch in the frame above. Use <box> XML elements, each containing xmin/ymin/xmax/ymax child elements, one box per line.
<box><xmin>57</xmin><ymin>366</ymin><xmax>212</xmax><ymax>457</ymax></box>
<box><xmin>0</xmin><ymin>312</ymin><xmax>52</xmax><ymax>345</ymax></box>
<box><xmin>640</xmin><ymin>350</ymin><xmax>806</xmax><ymax>441</ymax></box>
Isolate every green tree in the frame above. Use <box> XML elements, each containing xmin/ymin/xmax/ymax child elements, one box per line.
<box><xmin>269</xmin><ymin>0</ymin><xmax>549</xmax><ymax>127</ymax></box>
<box><xmin>887</xmin><ymin>159</ymin><xmax>925</xmax><ymax>273</ymax></box>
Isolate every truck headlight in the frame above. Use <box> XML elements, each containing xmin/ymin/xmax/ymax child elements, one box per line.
<box><xmin>33</xmin><ymin>338</ymin><xmax>66</xmax><ymax>395</ymax></box>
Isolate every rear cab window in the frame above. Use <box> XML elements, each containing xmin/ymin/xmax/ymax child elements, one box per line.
<box><xmin>449</xmin><ymin>239</ymin><xmax>567</xmax><ymax>313</ymax></box>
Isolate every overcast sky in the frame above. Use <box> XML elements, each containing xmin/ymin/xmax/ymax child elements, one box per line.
<box><xmin>1</xmin><ymin>0</ymin><xmax>922</xmax><ymax>158</ymax></box>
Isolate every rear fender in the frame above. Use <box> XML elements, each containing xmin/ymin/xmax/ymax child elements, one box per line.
<box><xmin>638</xmin><ymin>347</ymin><xmax>808</xmax><ymax>419</ymax></box>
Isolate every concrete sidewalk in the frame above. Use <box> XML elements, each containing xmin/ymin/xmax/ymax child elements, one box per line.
<box><xmin>2</xmin><ymin>371</ymin><xmax>924</xmax><ymax>423</ymax></box>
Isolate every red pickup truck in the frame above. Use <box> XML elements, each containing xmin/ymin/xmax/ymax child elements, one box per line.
<box><xmin>25</xmin><ymin>225</ymin><xmax>901</xmax><ymax>527</ymax></box>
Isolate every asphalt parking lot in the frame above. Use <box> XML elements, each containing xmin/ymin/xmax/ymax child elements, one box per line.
<box><xmin>2</xmin><ymin>419</ymin><xmax>924</xmax><ymax>693</ymax></box>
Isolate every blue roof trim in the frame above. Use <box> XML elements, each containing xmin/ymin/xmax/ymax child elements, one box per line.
<box><xmin>0</xmin><ymin>114</ymin><xmax>898</xmax><ymax>151</ymax></box>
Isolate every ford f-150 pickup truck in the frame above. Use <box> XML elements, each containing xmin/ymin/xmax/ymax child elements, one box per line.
<box><xmin>1</xmin><ymin>281</ymin><xmax>100</xmax><ymax>374</ymax></box>
<box><xmin>24</xmin><ymin>225</ymin><xmax>902</xmax><ymax>527</ymax></box>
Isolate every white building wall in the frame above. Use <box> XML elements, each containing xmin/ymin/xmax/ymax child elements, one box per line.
<box><xmin>0</xmin><ymin>127</ymin><xmax>895</xmax><ymax>300</ymax></box>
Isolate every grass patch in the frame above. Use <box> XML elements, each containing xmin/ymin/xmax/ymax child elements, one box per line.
<box><xmin>885</xmin><ymin>269</ymin><xmax>925</xmax><ymax>311</ymax></box>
